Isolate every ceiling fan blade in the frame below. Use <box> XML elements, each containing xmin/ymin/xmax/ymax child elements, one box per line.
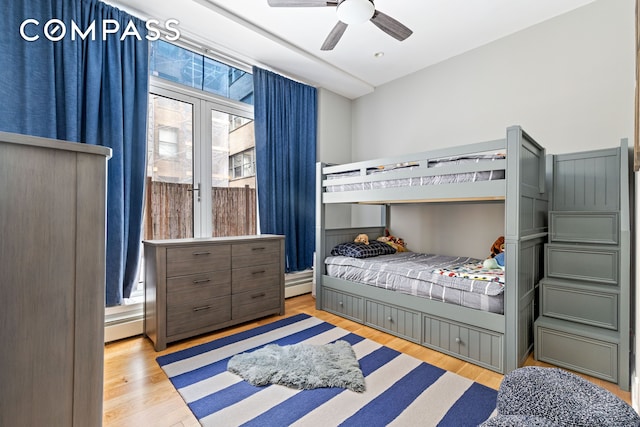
<box><xmin>321</xmin><ymin>21</ymin><xmax>348</xmax><ymax>50</ymax></box>
<box><xmin>267</xmin><ymin>0</ymin><xmax>337</xmax><ymax>6</ymax></box>
<box><xmin>370</xmin><ymin>10</ymin><xmax>413</xmax><ymax>41</ymax></box>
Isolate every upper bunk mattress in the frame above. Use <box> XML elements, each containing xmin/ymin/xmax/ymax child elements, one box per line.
<box><xmin>325</xmin><ymin>154</ymin><xmax>505</xmax><ymax>193</ymax></box>
<box><xmin>325</xmin><ymin>252</ymin><xmax>505</xmax><ymax>314</ymax></box>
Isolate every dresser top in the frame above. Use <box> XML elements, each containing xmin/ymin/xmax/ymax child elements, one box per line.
<box><xmin>0</xmin><ymin>131</ymin><xmax>112</xmax><ymax>158</ymax></box>
<box><xmin>143</xmin><ymin>234</ymin><xmax>284</xmax><ymax>246</ymax></box>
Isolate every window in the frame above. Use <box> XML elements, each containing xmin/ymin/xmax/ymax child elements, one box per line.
<box><xmin>230</xmin><ymin>148</ymin><xmax>255</xmax><ymax>180</ymax></box>
<box><xmin>125</xmin><ymin>40</ymin><xmax>255</xmax><ymax>308</ymax></box>
<box><xmin>109</xmin><ymin>41</ymin><xmax>256</xmax><ymax>347</ymax></box>
<box><xmin>128</xmin><ymin>41</ymin><xmax>256</xmax><ymax>305</ymax></box>
<box><xmin>157</xmin><ymin>126</ymin><xmax>179</xmax><ymax>158</ymax></box>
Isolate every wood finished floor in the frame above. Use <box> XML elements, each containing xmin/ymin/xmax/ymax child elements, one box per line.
<box><xmin>103</xmin><ymin>293</ymin><xmax>632</xmax><ymax>426</ymax></box>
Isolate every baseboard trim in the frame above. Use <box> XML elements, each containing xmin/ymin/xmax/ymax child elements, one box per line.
<box><xmin>104</xmin><ymin>281</ymin><xmax>312</xmax><ymax>343</ymax></box>
<box><xmin>633</xmin><ymin>375</ymin><xmax>639</xmax><ymax>412</ymax></box>
<box><xmin>105</xmin><ymin>318</ymin><xmax>143</xmax><ymax>343</ymax></box>
<box><xmin>285</xmin><ymin>283</ymin><xmax>312</xmax><ymax>298</ymax></box>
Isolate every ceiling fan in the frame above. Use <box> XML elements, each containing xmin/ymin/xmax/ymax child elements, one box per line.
<box><xmin>266</xmin><ymin>0</ymin><xmax>413</xmax><ymax>51</ymax></box>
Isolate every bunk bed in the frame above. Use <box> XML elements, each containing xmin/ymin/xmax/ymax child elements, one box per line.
<box><xmin>315</xmin><ymin>125</ymin><xmax>549</xmax><ymax>374</ymax></box>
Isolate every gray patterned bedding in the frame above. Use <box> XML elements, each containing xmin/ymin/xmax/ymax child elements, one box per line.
<box><xmin>325</xmin><ymin>252</ymin><xmax>505</xmax><ymax>314</ymax></box>
<box><xmin>325</xmin><ymin>154</ymin><xmax>505</xmax><ymax>193</ymax></box>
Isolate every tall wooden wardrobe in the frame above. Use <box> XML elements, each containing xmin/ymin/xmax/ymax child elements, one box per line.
<box><xmin>0</xmin><ymin>132</ymin><xmax>111</xmax><ymax>425</ymax></box>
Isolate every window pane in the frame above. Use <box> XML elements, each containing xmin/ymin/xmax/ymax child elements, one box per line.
<box><xmin>147</xmin><ymin>97</ymin><xmax>193</xmax><ymax>184</ymax></box>
<box><xmin>145</xmin><ymin>95</ymin><xmax>194</xmax><ymax>241</ymax></box>
<box><xmin>151</xmin><ymin>41</ymin><xmax>254</xmax><ymax>106</ymax></box>
<box><xmin>149</xmin><ymin>40</ymin><xmax>203</xmax><ymax>90</ymax></box>
<box><xmin>243</xmin><ymin>151</ymin><xmax>253</xmax><ymax>165</ymax></box>
<box><xmin>203</xmin><ymin>57</ymin><xmax>230</xmax><ymax>98</ymax></box>
<box><xmin>229</xmin><ymin>69</ymin><xmax>253</xmax><ymax>105</ymax></box>
<box><xmin>158</xmin><ymin>127</ymin><xmax>179</xmax><ymax>158</ymax></box>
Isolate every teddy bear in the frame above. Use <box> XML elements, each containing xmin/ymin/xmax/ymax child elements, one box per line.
<box><xmin>354</xmin><ymin>233</ymin><xmax>369</xmax><ymax>245</ymax></box>
<box><xmin>483</xmin><ymin>236</ymin><xmax>505</xmax><ymax>269</ymax></box>
<box><xmin>490</xmin><ymin>236</ymin><xmax>505</xmax><ymax>258</ymax></box>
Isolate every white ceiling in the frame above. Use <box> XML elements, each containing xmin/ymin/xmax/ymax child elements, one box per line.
<box><xmin>112</xmin><ymin>0</ymin><xmax>596</xmax><ymax>99</ymax></box>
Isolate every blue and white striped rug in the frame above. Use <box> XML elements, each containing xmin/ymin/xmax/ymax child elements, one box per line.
<box><xmin>157</xmin><ymin>313</ymin><xmax>498</xmax><ymax>426</ymax></box>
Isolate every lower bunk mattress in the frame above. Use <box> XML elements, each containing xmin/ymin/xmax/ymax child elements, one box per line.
<box><xmin>325</xmin><ymin>252</ymin><xmax>505</xmax><ymax>314</ymax></box>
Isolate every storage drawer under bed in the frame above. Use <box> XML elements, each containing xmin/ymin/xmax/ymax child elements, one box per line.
<box><xmin>321</xmin><ymin>287</ymin><xmax>364</xmax><ymax>322</ymax></box>
<box><xmin>423</xmin><ymin>314</ymin><xmax>503</xmax><ymax>372</ymax></box>
<box><xmin>365</xmin><ymin>300</ymin><xmax>421</xmax><ymax>342</ymax></box>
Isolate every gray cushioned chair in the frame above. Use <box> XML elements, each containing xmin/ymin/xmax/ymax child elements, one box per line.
<box><xmin>480</xmin><ymin>366</ymin><xmax>640</xmax><ymax>427</ymax></box>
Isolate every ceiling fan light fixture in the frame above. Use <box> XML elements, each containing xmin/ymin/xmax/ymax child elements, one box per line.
<box><xmin>336</xmin><ymin>0</ymin><xmax>375</xmax><ymax>25</ymax></box>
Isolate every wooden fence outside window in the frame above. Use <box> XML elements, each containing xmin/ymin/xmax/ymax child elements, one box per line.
<box><xmin>144</xmin><ymin>178</ymin><xmax>256</xmax><ymax>240</ymax></box>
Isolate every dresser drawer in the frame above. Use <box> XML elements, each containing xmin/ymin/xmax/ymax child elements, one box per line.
<box><xmin>167</xmin><ymin>278</ymin><xmax>231</xmax><ymax>308</ymax></box>
<box><xmin>321</xmin><ymin>288</ymin><xmax>364</xmax><ymax>322</ymax></box>
<box><xmin>540</xmin><ymin>280</ymin><xmax>617</xmax><ymax>330</ymax></box>
<box><xmin>166</xmin><ymin>244</ymin><xmax>231</xmax><ymax>277</ymax></box>
<box><xmin>423</xmin><ymin>314</ymin><xmax>503</xmax><ymax>372</ymax></box>
<box><xmin>232</xmin><ymin>263</ymin><xmax>281</xmax><ymax>294</ymax></box>
<box><xmin>535</xmin><ymin>324</ymin><xmax>617</xmax><ymax>383</ymax></box>
<box><xmin>545</xmin><ymin>244</ymin><xmax>618</xmax><ymax>285</ymax></box>
<box><xmin>232</xmin><ymin>240</ymin><xmax>280</xmax><ymax>268</ymax></box>
<box><xmin>166</xmin><ymin>295</ymin><xmax>231</xmax><ymax>337</ymax></box>
<box><xmin>167</xmin><ymin>270</ymin><xmax>231</xmax><ymax>296</ymax></box>
<box><xmin>232</xmin><ymin>287</ymin><xmax>281</xmax><ymax>319</ymax></box>
<box><xmin>365</xmin><ymin>300</ymin><xmax>420</xmax><ymax>342</ymax></box>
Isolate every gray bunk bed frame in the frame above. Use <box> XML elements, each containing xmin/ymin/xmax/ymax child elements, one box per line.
<box><xmin>315</xmin><ymin>125</ymin><xmax>548</xmax><ymax>374</ymax></box>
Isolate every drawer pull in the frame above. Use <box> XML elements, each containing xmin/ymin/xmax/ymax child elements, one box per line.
<box><xmin>251</xmin><ymin>270</ymin><xmax>266</xmax><ymax>275</ymax></box>
<box><xmin>455</xmin><ymin>337</ymin><xmax>461</xmax><ymax>343</ymax></box>
<box><xmin>252</xmin><ymin>247</ymin><xmax>266</xmax><ymax>251</ymax></box>
<box><xmin>338</xmin><ymin>301</ymin><xmax>343</xmax><ymax>306</ymax></box>
<box><xmin>387</xmin><ymin>316</ymin><xmax>393</xmax><ymax>322</ymax></box>
<box><xmin>192</xmin><ymin>278</ymin><xmax>211</xmax><ymax>284</ymax></box>
<box><xmin>251</xmin><ymin>292</ymin><xmax>266</xmax><ymax>299</ymax></box>
<box><xmin>193</xmin><ymin>305</ymin><xmax>212</xmax><ymax>312</ymax></box>
<box><xmin>192</xmin><ymin>251</ymin><xmax>211</xmax><ymax>256</ymax></box>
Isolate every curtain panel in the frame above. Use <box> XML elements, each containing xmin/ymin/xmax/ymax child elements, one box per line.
<box><xmin>0</xmin><ymin>0</ymin><xmax>149</xmax><ymax>306</ymax></box>
<box><xmin>253</xmin><ymin>67</ymin><xmax>317</xmax><ymax>273</ymax></box>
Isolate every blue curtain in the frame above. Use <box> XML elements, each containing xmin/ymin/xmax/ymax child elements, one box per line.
<box><xmin>253</xmin><ymin>67</ymin><xmax>317</xmax><ymax>273</ymax></box>
<box><xmin>0</xmin><ymin>0</ymin><xmax>149</xmax><ymax>306</ymax></box>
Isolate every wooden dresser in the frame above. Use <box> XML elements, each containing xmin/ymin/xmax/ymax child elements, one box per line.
<box><xmin>0</xmin><ymin>132</ymin><xmax>111</xmax><ymax>426</ymax></box>
<box><xmin>144</xmin><ymin>235</ymin><xmax>285</xmax><ymax>351</ymax></box>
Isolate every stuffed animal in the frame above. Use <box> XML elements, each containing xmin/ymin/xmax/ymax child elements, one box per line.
<box><xmin>483</xmin><ymin>236</ymin><xmax>505</xmax><ymax>269</ymax></box>
<box><xmin>377</xmin><ymin>228</ymin><xmax>408</xmax><ymax>252</ymax></box>
<box><xmin>490</xmin><ymin>236</ymin><xmax>505</xmax><ymax>258</ymax></box>
<box><xmin>354</xmin><ymin>233</ymin><xmax>369</xmax><ymax>245</ymax></box>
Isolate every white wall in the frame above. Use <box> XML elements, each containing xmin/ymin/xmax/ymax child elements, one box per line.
<box><xmin>317</xmin><ymin>88</ymin><xmax>352</xmax><ymax>165</ymax></box>
<box><xmin>317</xmin><ymin>88</ymin><xmax>353</xmax><ymax>228</ymax></box>
<box><xmin>352</xmin><ymin>0</ymin><xmax>634</xmax><ymax>159</ymax></box>
<box><xmin>344</xmin><ymin>0</ymin><xmax>635</xmax><ymax>258</ymax></box>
